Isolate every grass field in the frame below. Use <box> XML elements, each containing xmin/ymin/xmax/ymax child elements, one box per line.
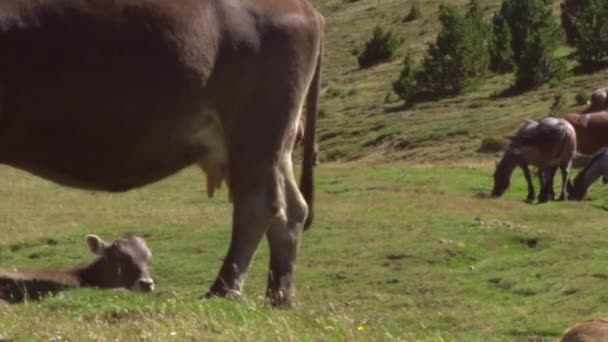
<box><xmin>4</xmin><ymin>0</ymin><xmax>608</xmax><ymax>341</ymax></box>
<box><xmin>2</xmin><ymin>163</ymin><xmax>608</xmax><ymax>341</ymax></box>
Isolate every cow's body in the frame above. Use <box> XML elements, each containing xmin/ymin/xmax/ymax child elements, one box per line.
<box><xmin>562</xmin><ymin>112</ymin><xmax>608</xmax><ymax>155</ymax></box>
<box><xmin>0</xmin><ymin>0</ymin><xmax>323</xmax><ymax>307</ymax></box>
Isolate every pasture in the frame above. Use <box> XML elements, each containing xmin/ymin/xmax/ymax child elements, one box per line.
<box><xmin>2</xmin><ymin>163</ymin><xmax>608</xmax><ymax>341</ymax></box>
<box><xmin>5</xmin><ymin>0</ymin><xmax>608</xmax><ymax>340</ymax></box>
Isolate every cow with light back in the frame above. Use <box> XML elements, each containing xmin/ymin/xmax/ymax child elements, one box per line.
<box><xmin>0</xmin><ymin>0</ymin><xmax>323</xmax><ymax>308</ymax></box>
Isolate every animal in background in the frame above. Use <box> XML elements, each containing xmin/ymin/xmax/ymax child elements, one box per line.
<box><xmin>0</xmin><ymin>234</ymin><xmax>153</xmax><ymax>303</ymax></box>
<box><xmin>568</xmin><ymin>148</ymin><xmax>608</xmax><ymax>200</ymax></box>
<box><xmin>491</xmin><ymin>117</ymin><xmax>577</xmax><ymax>202</ymax></box>
<box><xmin>562</xmin><ymin>111</ymin><xmax>608</xmax><ymax>156</ymax></box>
<box><xmin>582</xmin><ymin>87</ymin><xmax>608</xmax><ymax>113</ymax></box>
<box><xmin>560</xmin><ymin>318</ymin><xmax>608</xmax><ymax>342</ymax></box>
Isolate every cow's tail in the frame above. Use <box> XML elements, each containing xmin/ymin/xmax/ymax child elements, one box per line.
<box><xmin>300</xmin><ymin>23</ymin><xmax>323</xmax><ymax>231</ymax></box>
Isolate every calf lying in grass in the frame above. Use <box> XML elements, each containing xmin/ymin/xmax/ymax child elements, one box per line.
<box><xmin>0</xmin><ymin>234</ymin><xmax>153</xmax><ymax>303</ymax></box>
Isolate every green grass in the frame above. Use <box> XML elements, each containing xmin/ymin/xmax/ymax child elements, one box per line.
<box><xmin>5</xmin><ymin>0</ymin><xmax>608</xmax><ymax>340</ymax></box>
<box><xmin>2</xmin><ymin>163</ymin><xmax>608</xmax><ymax>340</ymax></box>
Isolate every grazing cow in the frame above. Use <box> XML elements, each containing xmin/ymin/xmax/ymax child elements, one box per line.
<box><xmin>561</xmin><ymin>318</ymin><xmax>608</xmax><ymax>342</ymax></box>
<box><xmin>562</xmin><ymin>111</ymin><xmax>608</xmax><ymax>155</ymax></box>
<box><xmin>0</xmin><ymin>0</ymin><xmax>323</xmax><ymax>308</ymax></box>
<box><xmin>567</xmin><ymin>147</ymin><xmax>608</xmax><ymax>200</ymax></box>
<box><xmin>491</xmin><ymin>117</ymin><xmax>577</xmax><ymax>202</ymax></box>
<box><xmin>0</xmin><ymin>235</ymin><xmax>153</xmax><ymax>303</ymax></box>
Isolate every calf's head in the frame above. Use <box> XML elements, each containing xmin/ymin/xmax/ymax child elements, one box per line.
<box><xmin>86</xmin><ymin>234</ymin><xmax>154</xmax><ymax>292</ymax></box>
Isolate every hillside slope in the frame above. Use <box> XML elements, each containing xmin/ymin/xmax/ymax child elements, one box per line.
<box><xmin>313</xmin><ymin>0</ymin><xmax>608</xmax><ymax>163</ymax></box>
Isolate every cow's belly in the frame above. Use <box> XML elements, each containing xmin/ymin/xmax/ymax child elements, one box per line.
<box><xmin>0</xmin><ymin>105</ymin><xmax>227</xmax><ymax>192</ymax></box>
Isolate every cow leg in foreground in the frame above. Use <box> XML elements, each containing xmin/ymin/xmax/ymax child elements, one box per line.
<box><xmin>265</xmin><ymin>156</ymin><xmax>308</xmax><ymax>307</ymax></box>
<box><xmin>206</xmin><ymin>129</ymin><xmax>306</xmax><ymax>305</ymax></box>
<box><xmin>206</xmin><ymin>53</ymin><xmax>320</xmax><ymax>306</ymax></box>
<box><xmin>539</xmin><ymin>166</ymin><xmax>557</xmax><ymax>202</ymax></box>
<box><xmin>520</xmin><ymin>164</ymin><xmax>535</xmax><ymax>202</ymax></box>
<box><xmin>535</xmin><ymin>168</ymin><xmax>546</xmax><ymax>202</ymax></box>
<box><xmin>558</xmin><ymin>160</ymin><xmax>573</xmax><ymax>201</ymax></box>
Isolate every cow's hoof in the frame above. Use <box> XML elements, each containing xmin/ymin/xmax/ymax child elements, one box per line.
<box><xmin>204</xmin><ymin>288</ymin><xmax>241</xmax><ymax>300</ymax></box>
<box><xmin>266</xmin><ymin>290</ymin><xmax>295</xmax><ymax>309</ymax></box>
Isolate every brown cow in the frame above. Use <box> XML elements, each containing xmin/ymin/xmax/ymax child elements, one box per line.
<box><xmin>0</xmin><ymin>0</ymin><xmax>323</xmax><ymax>308</ymax></box>
<box><xmin>561</xmin><ymin>318</ymin><xmax>608</xmax><ymax>342</ymax></box>
<box><xmin>562</xmin><ymin>111</ymin><xmax>608</xmax><ymax>155</ymax></box>
<box><xmin>0</xmin><ymin>234</ymin><xmax>153</xmax><ymax>303</ymax></box>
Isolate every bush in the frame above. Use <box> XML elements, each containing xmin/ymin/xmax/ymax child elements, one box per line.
<box><xmin>404</xmin><ymin>1</ymin><xmax>422</xmax><ymax>22</ymax></box>
<box><xmin>392</xmin><ymin>53</ymin><xmax>419</xmax><ymax>103</ymax></box>
<box><xmin>575</xmin><ymin>90</ymin><xmax>589</xmax><ymax>105</ymax></box>
<box><xmin>550</xmin><ymin>92</ymin><xmax>567</xmax><ymax>113</ymax></box>
<box><xmin>357</xmin><ymin>25</ymin><xmax>402</xmax><ymax>69</ymax></box>
<box><xmin>326</xmin><ymin>86</ymin><xmax>345</xmax><ymax>98</ymax></box>
<box><xmin>478</xmin><ymin>136</ymin><xmax>507</xmax><ymax>153</ymax></box>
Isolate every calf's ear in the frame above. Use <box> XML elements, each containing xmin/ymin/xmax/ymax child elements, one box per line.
<box><xmin>86</xmin><ymin>235</ymin><xmax>109</xmax><ymax>255</ymax></box>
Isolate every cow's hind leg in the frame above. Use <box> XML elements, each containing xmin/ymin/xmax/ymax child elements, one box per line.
<box><xmin>520</xmin><ymin>163</ymin><xmax>535</xmax><ymax>202</ymax></box>
<box><xmin>205</xmin><ymin>162</ymin><xmax>282</xmax><ymax>299</ymax></box>
<box><xmin>539</xmin><ymin>166</ymin><xmax>557</xmax><ymax>203</ymax></box>
<box><xmin>558</xmin><ymin>159</ymin><xmax>573</xmax><ymax>201</ymax></box>
<box><xmin>265</xmin><ymin>156</ymin><xmax>308</xmax><ymax>308</ymax></box>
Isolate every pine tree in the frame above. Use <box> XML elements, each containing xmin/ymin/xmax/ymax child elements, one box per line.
<box><xmin>415</xmin><ymin>3</ymin><xmax>490</xmax><ymax>96</ymax></box>
<box><xmin>570</xmin><ymin>0</ymin><xmax>608</xmax><ymax>68</ymax></box>
<box><xmin>490</xmin><ymin>14</ymin><xmax>514</xmax><ymax>73</ymax></box>
<box><xmin>392</xmin><ymin>53</ymin><xmax>419</xmax><ymax>102</ymax></box>
<box><xmin>498</xmin><ymin>0</ymin><xmax>555</xmax><ymax>64</ymax></box>
<box><xmin>494</xmin><ymin>0</ymin><xmax>566</xmax><ymax>89</ymax></box>
<box><xmin>515</xmin><ymin>24</ymin><xmax>567</xmax><ymax>89</ymax></box>
<box><xmin>561</xmin><ymin>0</ymin><xmax>590</xmax><ymax>45</ymax></box>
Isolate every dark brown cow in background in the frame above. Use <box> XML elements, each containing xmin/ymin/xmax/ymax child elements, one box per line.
<box><xmin>562</xmin><ymin>111</ymin><xmax>608</xmax><ymax>155</ymax></box>
<box><xmin>0</xmin><ymin>235</ymin><xmax>153</xmax><ymax>303</ymax></box>
<box><xmin>561</xmin><ymin>86</ymin><xmax>608</xmax><ymax>156</ymax></box>
<box><xmin>0</xmin><ymin>0</ymin><xmax>323</xmax><ymax>307</ymax></box>
<box><xmin>582</xmin><ymin>87</ymin><xmax>608</xmax><ymax>113</ymax></box>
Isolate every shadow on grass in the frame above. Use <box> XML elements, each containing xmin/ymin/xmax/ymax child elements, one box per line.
<box><xmin>571</xmin><ymin>61</ymin><xmax>608</xmax><ymax>76</ymax></box>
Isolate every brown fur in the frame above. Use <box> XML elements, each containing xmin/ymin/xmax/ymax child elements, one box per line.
<box><xmin>0</xmin><ymin>0</ymin><xmax>323</xmax><ymax>308</ymax></box>
<box><xmin>562</xmin><ymin>112</ymin><xmax>608</xmax><ymax>155</ymax></box>
<box><xmin>293</xmin><ymin>118</ymin><xmax>319</xmax><ymax>166</ymax></box>
<box><xmin>561</xmin><ymin>318</ymin><xmax>608</xmax><ymax>342</ymax></box>
<box><xmin>0</xmin><ymin>235</ymin><xmax>153</xmax><ymax>303</ymax></box>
